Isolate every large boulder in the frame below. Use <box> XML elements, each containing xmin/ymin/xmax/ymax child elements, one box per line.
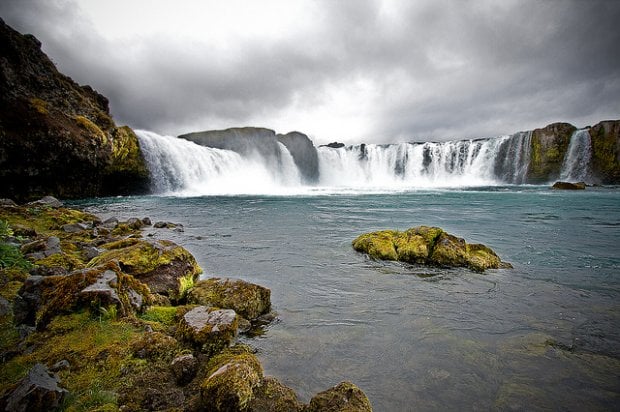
<box><xmin>14</xmin><ymin>261</ymin><xmax>151</xmax><ymax>329</ymax></box>
<box><xmin>187</xmin><ymin>278</ymin><xmax>271</xmax><ymax>321</ymax></box>
<box><xmin>552</xmin><ymin>181</ymin><xmax>586</xmax><ymax>190</ymax></box>
<box><xmin>87</xmin><ymin>238</ymin><xmax>201</xmax><ymax>298</ymax></box>
<box><xmin>276</xmin><ymin>131</ymin><xmax>319</xmax><ymax>183</ymax></box>
<box><xmin>2</xmin><ymin>363</ymin><xmax>67</xmax><ymax>412</ymax></box>
<box><xmin>200</xmin><ymin>346</ymin><xmax>263</xmax><ymax>412</ymax></box>
<box><xmin>248</xmin><ymin>376</ymin><xmax>305</xmax><ymax>412</ymax></box>
<box><xmin>178</xmin><ymin>306</ymin><xmax>238</xmax><ymax>353</ymax></box>
<box><xmin>307</xmin><ymin>381</ymin><xmax>372</xmax><ymax>412</ymax></box>
<box><xmin>352</xmin><ymin>226</ymin><xmax>511</xmax><ymax>272</ymax></box>
<box><xmin>0</xmin><ymin>19</ymin><xmax>149</xmax><ymax>201</ymax></box>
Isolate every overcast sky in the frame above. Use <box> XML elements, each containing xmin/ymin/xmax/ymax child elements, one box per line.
<box><xmin>1</xmin><ymin>0</ymin><xmax>619</xmax><ymax>144</ymax></box>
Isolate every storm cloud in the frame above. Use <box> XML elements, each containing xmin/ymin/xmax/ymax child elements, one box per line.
<box><xmin>1</xmin><ymin>0</ymin><xmax>619</xmax><ymax>143</ymax></box>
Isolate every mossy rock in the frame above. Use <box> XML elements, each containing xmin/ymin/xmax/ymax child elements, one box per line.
<box><xmin>248</xmin><ymin>376</ymin><xmax>305</xmax><ymax>412</ymax></box>
<box><xmin>307</xmin><ymin>381</ymin><xmax>372</xmax><ymax>412</ymax></box>
<box><xmin>352</xmin><ymin>226</ymin><xmax>510</xmax><ymax>272</ymax></box>
<box><xmin>178</xmin><ymin>306</ymin><xmax>238</xmax><ymax>354</ymax></box>
<box><xmin>187</xmin><ymin>278</ymin><xmax>271</xmax><ymax>321</ymax></box>
<box><xmin>351</xmin><ymin>230</ymin><xmax>399</xmax><ymax>261</ymax></box>
<box><xmin>527</xmin><ymin>122</ymin><xmax>576</xmax><ymax>183</ymax></box>
<box><xmin>88</xmin><ymin>238</ymin><xmax>202</xmax><ymax>298</ymax></box>
<box><xmin>201</xmin><ymin>346</ymin><xmax>263</xmax><ymax>412</ymax></box>
<box><xmin>129</xmin><ymin>331</ymin><xmax>180</xmax><ymax>361</ymax></box>
<box><xmin>22</xmin><ymin>261</ymin><xmax>151</xmax><ymax>329</ymax></box>
<box><xmin>588</xmin><ymin>120</ymin><xmax>620</xmax><ymax>184</ymax></box>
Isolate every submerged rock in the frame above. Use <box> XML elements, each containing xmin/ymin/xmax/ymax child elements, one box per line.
<box><xmin>3</xmin><ymin>363</ymin><xmax>67</xmax><ymax>412</ymax></box>
<box><xmin>352</xmin><ymin>226</ymin><xmax>511</xmax><ymax>272</ymax></box>
<box><xmin>552</xmin><ymin>181</ymin><xmax>587</xmax><ymax>190</ymax></box>
<box><xmin>187</xmin><ymin>278</ymin><xmax>271</xmax><ymax>321</ymax></box>
<box><xmin>307</xmin><ymin>381</ymin><xmax>372</xmax><ymax>412</ymax></box>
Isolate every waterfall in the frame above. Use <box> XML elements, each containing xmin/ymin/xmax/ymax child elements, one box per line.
<box><xmin>136</xmin><ymin>129</ymin><xmax>538</xmax><ymax>195</ymax></box>
<box><xmin>560</xmin><ymin>129</ymin><xmax>593</xmax><ymax>182</ymax></box>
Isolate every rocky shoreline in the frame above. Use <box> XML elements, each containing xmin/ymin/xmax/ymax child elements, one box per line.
<box><xmin>0</xmin><ymin>197</ymin><xmax>372</xmax><ymax>411</ymax></box>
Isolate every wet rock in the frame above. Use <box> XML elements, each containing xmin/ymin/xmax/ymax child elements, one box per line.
<box><xmin>141</xmin><ymin>217</ymin><xmax>152</xmax><ymax>226</ymax></box>
<box><xmin>3</xmin><ymin>363</ymin><xmax>67</xmax><ymax>412</ymax></box>
<box><xmin>27</xmin><ymin>196</ymin><xmax>63</xmax><ymax>209</ymax></box>
<box><xmin>187</xmin><ymin>278</ymin><xmax>271</xmax><ymax>320</ymax></box>
<box><xmin>126</xmin><ymin>217</ymin><xmax>144</xmax><ymax>230</ymax></box>
<box><xmin>321</xmin><ymin>142</ymin><xmax>346</xmax><ymax>148</ymax></box>
<box><xmin>353</xmin><ymin>226</ymin><xmax>511</xmax><ymax>272</ymax></box>
<box><xmin>248</xmin><ymin>376</ymin><xmax>305</xmax><ymax>412</ymax></box>
<box><xmin>200</xmin><ymin>347</ymin><xmax>263</xmax><ymax>411</ymax></box>
<box><xmin>179</xmin><ymin>306</ymin><xmax>238</xmax><ymax>353</ymax></box>
<box><xmin>154</xmin><ymin>221</ymin><xmax>183</xmax><ymax>231</ymax></box>
<box><xmin>100</xmin><ymin>217</ymin><xmax>119</xmax><ymax>229</ymax></box>
<box><xmin>170</xmin><ymin>354</ymin><xmax>198</xmax><ymax>385</ymax></box>
<box><xmin>552</xmin><ymin>181</ymin><xmax>587</xmax><ymax>190</ymax></box>
<box><xmin>88</xmin><ymin>238</ymin><xmax>201</xmax><ymax>298</ymax></box>
<box><xmin>61</xmin><ymin>222</ymin><xmax>89</xmax><ymax>233</ymax></box>
<box><xmin>307</xmin><ymin>381</ymin><xmax>372</xmax><ymax>412</ymax></box>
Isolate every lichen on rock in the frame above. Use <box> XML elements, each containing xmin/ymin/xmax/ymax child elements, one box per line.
<box><xmin>187</xmin><ymin>277</ymin><xmax>271</xmax><ymax>321</ymax></box>
<box><xmin>353</xmin><ymin>226</ymin><xmax>511</xmax><ymax>272</ymax></box>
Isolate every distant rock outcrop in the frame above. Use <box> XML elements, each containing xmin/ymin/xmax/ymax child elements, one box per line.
<box><xmin>588</xmin><ymin>120</ymin><xmax>620</xmax><ymax>184</ymax></box>
<box><xmin>180</xmin><ymin>127</ymin><xmax>321</xmax><ymax>183</ymax></box>
<box><xmin>0</xmin><ymin>19</ymin><xmax>150</xmax><ymax>201</ymax></box>
<box><xmin>527</xmin><ymin>122</ymin><xmax>577</xmax><ymax>183</ymax></box>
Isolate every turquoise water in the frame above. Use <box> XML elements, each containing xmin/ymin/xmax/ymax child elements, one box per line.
<box><xmin>74</xmin><ymin>186</ymin><xmax>620</xmax><ymax>410</ymax></box>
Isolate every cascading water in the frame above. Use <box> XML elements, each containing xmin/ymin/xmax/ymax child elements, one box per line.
<box><xmin>560</xmin><ymin>129</ymin><xmax>593</xmax><ymax>182</ymax></box>
<box><xmin>136</xmin><ymin>129</ymin><xmax>539</xmax><ymax>195</ymax></box>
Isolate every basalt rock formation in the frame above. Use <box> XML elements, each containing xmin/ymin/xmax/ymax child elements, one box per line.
<box><xmin>0</xmin><ymin>19</ymin><xmax>150</xmax><ymax>201</ymax></box>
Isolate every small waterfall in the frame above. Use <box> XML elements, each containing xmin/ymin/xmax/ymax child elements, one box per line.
<box><xmin>493</xmin><ymin>131</ymin><xmax>532</xmax><ymax>184</ymax></box>
<box><xmin>560</xmin><ymin>129</ymin><xmax>592</xmax><ymax>182</ymax></box>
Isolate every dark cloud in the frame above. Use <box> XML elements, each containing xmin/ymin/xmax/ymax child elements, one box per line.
<box><xmin>1</xmin><ymin>0</ymin><xmax>619</xmax><ymax>143</ymax></box>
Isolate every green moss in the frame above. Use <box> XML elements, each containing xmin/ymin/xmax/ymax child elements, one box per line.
<box><xmin>307</xmin><ymin>381</ymin><xmax>372</xmax><ymax>412</ymax></box>
<box><xmin>74</xmin><ymin>115</ymin><xmax>108</xmax><ymax>145</ymax></box>
<box><xmin>138</xmin><ymin>305</ymin><xmax>178</xmax><ymax>327</ymax></box>
<box><xmin>35</xmin><ymin>252</ymin><xmax>84</xmax><ymax>271</ymax></box>
<box><xmin>29</xmin><ymin>97</ymin><xmax>48</xmax><ymax>115</ymax></box>
<box><xmin>0</xmin><ymin>311</ymin><xmax>141</xmax><ymax>409</ymax></box>
<box><xmin>0</xmin><ymin>205</ymin><xmax>98</xmax><ymax>235</ymax></box>
<box><xmin>589</xmin><ymin>121</ymin><xmax>620</xmax><ymax>183</ymax></box>
<box><xmin>129</xmin><ymin>331</ymin><xmax>180</xmax><ymax>361</ymax></box>
<box><xmin>187</xmin><ymin>278</ymin><xmax>271</xmax><ymax>320</ymax></box>
<box><xmin>0</xmin><ymin>280</ymin><xmax>23</xmax><ymax>301</ymax></box>
<box><xmin>352</xmin><ymin>230</ymin><xmax>399</xmax><ymax>260</ymax></box>
<box><xmin>466</xmin><ymin>243</ymin><xmax>501</xmax><ymax>272</ymax></box>
<box><xmin>201</xmin><ymin>346</ymin><xmax>263</xmax><ymax>411</ymax></box>
<box><xmin>249</xmin><ymin>376</ymin><xmax>304</xmax><ymax>412</ymax></box>
<box><xmin>107</xmin><ymin>126</ymin><xmax>149</xmax><ymax>177</ymax></box>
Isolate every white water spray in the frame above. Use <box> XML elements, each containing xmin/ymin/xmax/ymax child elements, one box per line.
<box><xmin>560</xmin><ymin>129</ymin><xmax>593</xmax><ymax>183</ymax></box>
<box><xmin>136</xmin><ymin>129</ymin><xmax>539</xmax><ymax>195</ymax></box>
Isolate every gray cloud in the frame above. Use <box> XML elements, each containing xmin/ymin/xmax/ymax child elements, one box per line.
<box><xmin>1</xmin><ymin>0</ymin><xmax>619</xmax><ymax>144</ymax></box>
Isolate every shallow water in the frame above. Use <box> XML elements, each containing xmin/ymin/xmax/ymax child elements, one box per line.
<box><xmin>73</xmin><ymin>186</ymin><xmax>620</xmax><ymax>411</ymax></box>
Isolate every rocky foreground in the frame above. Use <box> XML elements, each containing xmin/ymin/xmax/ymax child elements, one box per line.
<box><xmin>0</xmin><ymin>197</ymin><xmax>372</xmax><ymax>411</ymax></box>
<box><xmin>353</xmin><ymin>226</ymin><xmax>512</xmax><ymax>272</ymax></box>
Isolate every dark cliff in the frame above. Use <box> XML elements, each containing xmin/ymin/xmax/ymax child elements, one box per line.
<box><xmin>0</xmin><ymin>19</ymin><xmax>150</xmax><ymax>201</ymax></box>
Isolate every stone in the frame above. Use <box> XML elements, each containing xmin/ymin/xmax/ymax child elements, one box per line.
<box><xmin>27</xmin><ymin>196</ymin><xmax>64</xmax><ymax>208</ymax></box>
<box><xmin>61</xmin><ymin>222</ymin><xmax>89</xmax><ymax>233</ymax></box>
<box><xmin>179</xmin><ymin>306</ymin><xmax>238</xmax><ymax>353</ymax></box>
<box><xmin>353</xmin><ymin>226</ymin><xmax>511</xmax><ymax>272</ymax></box>
<box><xmin>126</xmin><ymin>217</ymin><xmax>144</xmax><ymax>229</ymax></box>
<box><xmin>170</xmin><ymin>354</ymin><xmax>198</xmax><ymax>385</ymax></box>
<box><xmin>552</xmin><ymin>181</ymin><xmax>587</xmax><ymax>190</ymax></box>
<box><xmin>100</xmin><ymin>217</ymin><xmax>119</xmax><ymax>229</ymax></box>
<box><xmin>0</xmin><ymin>296</ymin><xmax>11</xmax><ymax>317</ymax></box>
<box><xmin>322</xmin><ymin>142</ymin><xmax>346</xmax><ymax>148</ymax></box>
<box><xmin>87</xmin><ymin>238</ymin><xmax>201</xmax><ymax>298</ymax></box>
<box><xmin>307</xmin><ymin>381</ymin><xmax>372</xmax><ymax>412</ymax></box>
<box><xmin>187</xmin><ymin>278</ymin><xmax>271</xmax><ymax>320</ymax></box>
<box><xmin>141</xmin><ymin>217</ymin><xmax>152</xmax><ymax>226</ymax></box>
<box><xmin>3</xmin><ymin>363</ymin><xmax>67</xmax><ymax>412</ymax></box>
<box><xmin>0</xmin><ymin>198</ymin><xmax>17</xmax><ymax>206</ymax></box>
<box><xmin>82</xmin><ymin>246</ymin><xmax>100</xmax><ymax>261</ymax></box>
<box><xmin>248</xmin><ymin>376</ymin><xmax>305</xmax><ymax>412</ymax></box>
<box><xmin>200</xmin><ymin>347</ymin><xmax>263</xmax><ymax>411</ymax></box>
<box><xmin>79</xmin><ymin>269</ymin><xmax>121</xmax><ymax>306</ymax></box>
